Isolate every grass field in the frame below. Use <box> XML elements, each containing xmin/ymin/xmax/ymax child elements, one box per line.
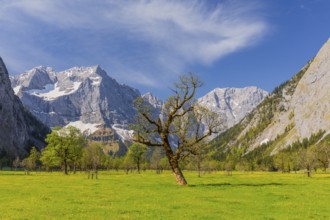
<box><xmin>0</xmin><ymin>170</ymin><xmax>329</xmax><ymax>220</ymax></box>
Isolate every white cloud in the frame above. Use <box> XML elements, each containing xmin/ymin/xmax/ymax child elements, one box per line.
<box><xmin>0</xmin><ymin>0</ymin><xmax>267</xmax><ymax>87</ymax></box>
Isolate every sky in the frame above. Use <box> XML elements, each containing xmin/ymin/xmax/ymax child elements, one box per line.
<box><xmin>0</xmin><ymin>0</ymin><xmax>329</xmax><ymax>99</ymax></box>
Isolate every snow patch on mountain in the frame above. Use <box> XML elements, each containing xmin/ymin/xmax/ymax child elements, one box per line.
<box><xmin>26</xmin><ymin>82</ymin><xmax>81</xmax><ymax>100</ymax></box>
<box><xmin>13</xmin><ymin>85</ymin><xmax>22</xmax><ymax>95</ymax></box>
<box><xmin>11</xmin><ymin>65</ymin><xmax>141</xmax><ymax>142</ymax></box>
<box><xmin>66</xmin><ymin>121</ymin><xmax>102</xmax><ymax>134</ymax></box>
<box><xmin>112</xmin><ymin>124</ymin><xmax>134</xmax><ymax>140</ymax></box>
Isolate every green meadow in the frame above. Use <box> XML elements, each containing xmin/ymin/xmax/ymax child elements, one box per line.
<box><xmin>0</xmin><ymin>171</ymin><xmax>329</xmax><ymax>220</ymax></box>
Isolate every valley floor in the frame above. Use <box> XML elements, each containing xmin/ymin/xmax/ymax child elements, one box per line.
<box><xmin>0</xmin><ymin>170</ymin><xmax>329</xmax><ymax>219</ymax></box>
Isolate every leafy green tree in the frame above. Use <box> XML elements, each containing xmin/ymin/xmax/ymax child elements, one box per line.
<box><xmin>111</xmin><ymin>157</ymin><xmax>124</xmax><ymax>171</ymax></box>
<box><xmin>126</xmin><ymin>143</ymin><xmax>147</xmax><ymax>174</ymax></box>
<box><xmin>159</xmin><ymin>157</ymin><xmax>170</xmax><ymax>170</ymax></box>
<box><xmin>274</xmin><ymin>152</ymin><xmax>291</xmax><ymax>173</ymax></box>
<box><xmin>40</xmin><ymin>147</ymin><xmax>61</xmax><ymax>171</ymax></box>
<box><xmin>29</xmin><ymin>147</ymin><xmax>40</xmax><ymax>170</ymax></box>
<box><xmin>21</xmin><ymin>147</ymin><xmax>39</xmax><ymax>174</ymax></box>
<box><xmin>44</xmin><ymin>126</ymin><xmax>86</xmax><ymax>175</ymax></box>
<box><xmin>289</xmin><ymin>151</ymin><xmax>300</xmax><ymax>173</ymax></box>
<box><xmin>314</xmin><ymin>140</ymin><xmax>330</xmax><ymax>173</ymax></box>
<box><xmin>82</xmin><ymin>142</ymin><xmax>104</xmax><ymax>179</ymax></box>
<box><xmin>102</xmin><ymin>154</ymin><xmax>112</xmax><ymax>170</ymax></box>
<box><xmin>133</xmin><ymin>74</ymin><xmax>220</xmax><ymax>185</ymax></box>
<box><xmin>150</xmin><ymin>147</ymin><xmax>164</xmax><ymax>174</ymax></box>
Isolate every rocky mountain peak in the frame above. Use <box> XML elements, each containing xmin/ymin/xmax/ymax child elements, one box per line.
<box><xmin>198</xmin><ymin>86</ymin><xmax>268</xmax><ymax>128</ymax></box>
<box><xmin>10</xmin><ymin>65</ymin><xmax>141</xmax><ymax>141</ymax></box>
<box><xmin>11</xmin><ymin>66</ymin><xmax>56</xmax><ymax>91</ymax></box>
<box><xmin>61</xmin><ymin>65</ymin><xmax>106</xmax><ymax>78</ymax></box>
<box><xmin>142</xmin><ymin>92</ymin><xmax>163</xmax><ymax>109</ymax></box>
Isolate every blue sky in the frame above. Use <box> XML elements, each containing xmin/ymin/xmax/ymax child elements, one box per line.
<box><xmin>0</xmin><ymin>0</ymin><xmax>329</xmax><ymax>99</ymax></box>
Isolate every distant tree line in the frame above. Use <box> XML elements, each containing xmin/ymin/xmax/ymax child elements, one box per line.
<box><xmin>206</xmin><ymin>130</ymin><xmax>330</xmax><ymax>177</ymax></box>
<box><xmin>4</xmin><ymin>126</ymin><xmax>170</xmax><ymax>177</ymax></box>
<box><xmin>3</xmin><ymin>127</ymin><xmax>330</xmax><ymax>178</ymax></box>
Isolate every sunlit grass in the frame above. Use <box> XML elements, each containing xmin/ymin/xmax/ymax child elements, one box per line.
<box><xmin>0</xmin><ymin>170</ymin><xmax>329</xmax><ymax>219</ymax></box>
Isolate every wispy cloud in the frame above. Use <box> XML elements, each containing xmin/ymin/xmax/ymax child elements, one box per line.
<box><xmin>0</xmin><ymin>0</ymin><xmax>267</xmax><ymax>88</ymax></box>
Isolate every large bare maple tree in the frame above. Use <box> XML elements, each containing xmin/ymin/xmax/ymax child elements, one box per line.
<box><xmin>133</xmin><ymin>74</ymin><xmax>220</xmax><ymax>185</ymax></box>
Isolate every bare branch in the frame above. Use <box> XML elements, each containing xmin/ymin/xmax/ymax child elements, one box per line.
<box><xmin>134</xmin><ymin>134</ymin><xmax>163</xmax><ymax>147</ymax></box>
<box><xmin>173</xmin><ymin>106</ymin><xmax>194</xmax><ymax>118</ymax></box>
<box><xmin>140</xmin><ymin>112</ymin><xmax>159</xmax><ymax>127</ymax></box>
<box><xmin>131</xmin><ymin>73</ymin><xmax>215</xmax><ymax>185</ymax></box>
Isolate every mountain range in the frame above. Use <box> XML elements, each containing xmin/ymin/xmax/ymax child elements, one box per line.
<box><xmin>10</xmin><ymin>65</ymin><xmax>140</xmax><ymax>140</ymax></box>
<box><xmin>2</xmin><ymin>38</ymin><xmax>329</xmax><ymax>159</ymax></box>
<box><xmin>10</xmin><ymin>65</ymin><xmax>267</xmax><ymax>143</ymax></box>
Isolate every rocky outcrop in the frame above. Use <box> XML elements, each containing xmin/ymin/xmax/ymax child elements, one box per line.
<box><xmin>142</xmin><ymin>92</ymin><xmax>163</xmax><ymax>109</ymax></box>
<box><xmin>89</xmin><ymin>127</ymin><xmax>128</xmax><ymax>156</ymax></box>
<box><xmin>198</xmin><ymin>87</ymin><xmax>268</xmax><ymax>129</ymax></box>
<box><xmin>292</xmin><ymin>38</ymin><xmax>330</xmax><ymax>138</ymax></box>
<box><xmin>0</xmin><ymin>57</ymin><xmax>50</xmax><ymax>157</ymax></box>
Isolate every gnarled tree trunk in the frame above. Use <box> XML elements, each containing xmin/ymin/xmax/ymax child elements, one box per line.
<box><xmin>174</xmin><ymin>168</ymin><xmax>187</xmax><ymax>186</ymax></box>
<box><xmin>170</xmin><ymin>159</ymin><xmax>187</xmax><ymax>186</ymax></box>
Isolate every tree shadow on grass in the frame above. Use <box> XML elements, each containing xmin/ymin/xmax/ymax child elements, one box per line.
<box><xmin>188</xmin><ymin>182</ymin><xmax>287</xmax><ymax>187</ymax></box>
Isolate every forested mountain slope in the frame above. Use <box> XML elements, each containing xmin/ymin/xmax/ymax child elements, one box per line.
<box><xmin>210</xmin><ymin>38</ymin><xmax>330</xmax><ymax>157</ymax></box>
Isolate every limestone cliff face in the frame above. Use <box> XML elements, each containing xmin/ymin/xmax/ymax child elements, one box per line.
<box><xmin>11</xmin><ymin>65</ymin><xmax>141</xmax><ymax>139</ymax></box>
<box><xmin>211</xmin><ymin>38</ymin><xmax>330</xmax><ymax>155</ymax></box>
<box><xmin>198</xmin><ymin>87</ymin><xmax>268</xmax><ymax>129</ymax></box>
<box><xmin>0</xmin><ymin>57</ymin><xmax>49</xmax><ymax>157</ymax></box>
<box><xmin>293</xmin><ymin>38</ymin><xmax>330</xmax><ymax>138</ymax></box>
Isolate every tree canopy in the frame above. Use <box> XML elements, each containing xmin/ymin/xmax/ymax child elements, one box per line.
<box><xmin>43</xmin><ymin>126</ymin><xmax>86</xmax><ymax>175</ymax></box>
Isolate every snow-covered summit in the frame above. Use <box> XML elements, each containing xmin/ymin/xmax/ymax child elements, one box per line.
<box><xmin>11</xmin><ymin>66</ymin><xmax>56</xmax><ymax>92</ymax></box>
<box><xmin>11</xmin><ymin>64</ymin><xmax>269</xmax><ymax>143</ymax></box>
<box><xmin>10</xmin><ymin>65</ymin><xmax>141</xmax><ymax>140</ymax></box>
